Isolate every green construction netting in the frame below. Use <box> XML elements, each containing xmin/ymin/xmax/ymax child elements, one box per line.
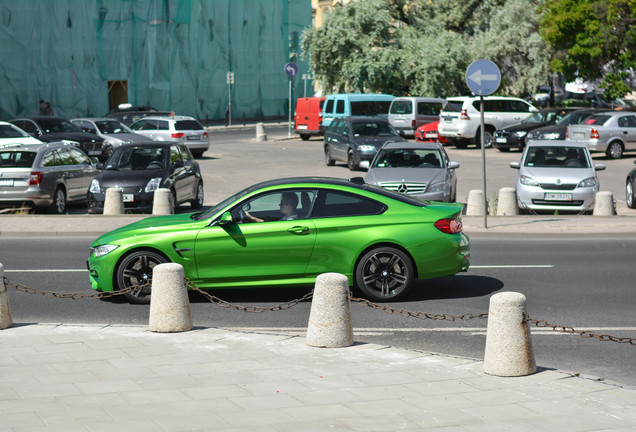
<box><xmin>0</xmin><ymin>0</ymin><xmax>312</xmax><ymax>122</ymax></box>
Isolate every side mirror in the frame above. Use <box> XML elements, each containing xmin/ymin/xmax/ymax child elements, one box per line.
<box><xmin>595</xmin><ymin>163</ymin><xmax>606</xmax><ymax>171</ymax></box>
<box><xmin>448</xmin><ymin>161</ymin><xmax>460</xmax><ymax>169</ymax></box>
<box><xmin>172</xmin><ymin>160</ymin><xmax>185</xmax><ymax>169</ymax></box>
<box><xmin>96</xmin><ymin>162</ymin><xmax>105</xmax><ymax>170</ymax></box>
<box><xmin>218</xmin><ymin>211</ymin><xmax>234</xmax><ymax>225</ymax></box>
<box><xmin>510</xmin><ymin>161</ymin><xmax>520</xmax><ymax>169</ymax></box>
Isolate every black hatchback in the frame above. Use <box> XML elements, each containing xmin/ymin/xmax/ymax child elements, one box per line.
<box><xmin>10</xmin><ymin>116</ymin><xmax>107</xmax><ymax>160</ymax></box>
<box><xmin>323</xmin><ymin>116</ymin><xmax>407</xmax><ymax>170</ymax></box>
<box><xmin>87</xmin><ymin>142</ymin><xmax>203</xmax><ymax>213</ymax></box>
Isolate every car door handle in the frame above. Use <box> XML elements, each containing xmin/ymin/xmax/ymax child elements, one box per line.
<box><xmin>287</xmin><ymin>226</ymin><xmax>310</xmax><ymax>235</ymax></box>
<box><xmin>623</xmin><ymin>131</ymin><xmax>628</xmax><ymax>134</ymax></box>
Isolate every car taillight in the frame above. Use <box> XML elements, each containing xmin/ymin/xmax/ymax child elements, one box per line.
<box><xmin>172</xmin><ymin>132</ymin><xmax>185</xmax><ymax>139</ymax></box>
<box><xmin>460</xmin><ymin>109</ymin><xmax>470</xmax><ymax>120</ymax></box>
<box><xmin>591</xmin><ymin>128</ymin><xmax>599</xmax><ymax>139</ymax></box>
<box><xmin>203</xmin><ymin>132</ymin><xmax>209</xmax><ymax>138</ymax></box>
<box><xmin>565</xmin><ymin>127</ymin><xmax>569</xmax><ymax>138</ymax></box>
<box><xmin>434</xmin><ymin>218</ymin><xmax>463</xmax><ymax>234</ymax></box>
<box><xmin>29</xmin><ymin>172</ymin><xmax>43</xmax><ymax>185</ymax></box>
<box><xmin>411</xmin><ymin>120</ymin><xmax>416</xmax><ymax>128</ymax></box>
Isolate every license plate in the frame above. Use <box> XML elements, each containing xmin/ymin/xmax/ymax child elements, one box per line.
<box><xmin>573</xmin><ymin>132</ymin><xmax>584</xmax><ymax>138</ymax></box>
<box><xmin>297</xmin><ymin>125</ymin><xmax>308</xmax><ymax>130</ymax></box>
<box><xmin>496</xmin><ymin>137</ymin><xmax>507</xmax><ymax>143</ymax></box>
<box><xmin>443</xmin><ymin>118</ymin><xmax>452</xmax><ymax>123</ymax></box>
<box><xmin>544</xmin><ymin>193</ymin><xmax>572</xmax><ymax>201</ymax></box>
<box><xmin>88</xmin><ymin>150</ymin><xmax>101</xmax><ymax>156</ymax></box>
<box><xmin>0</xmin><ymin>179</ymin><xmax>14</xmax><ymax>186</ymax></box>
<box><xmin>425</xmin><ymin>133</ymin><xmax>438</xmax><ymax>138</ymax></box>
<box><xmin>122</xmin><ymin>194</ymin><xmax>134</xmax><ymax>202</ymax></box>
<box><xmin>187</xmin><ymin>135</ymin><xmax>201</xmax><ymax>141</ymax></box>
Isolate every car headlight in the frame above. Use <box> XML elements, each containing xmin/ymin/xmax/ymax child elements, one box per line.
<box><xmin>89</xmin><ymin>179</ymin><xmax>102</xmax><ymax>194</ymax></box>
<box><xmin>145</xmin><ymin>177</ymin><xmax>163</xmax><ymax>192</ymax></box>
<box><xmin>357</xmin><ymin>145</ymin><xmax>376</xmax><ymax>152</ymax></box>
<box><xmin>514</xmin><ymin>131</ymin><xmax>527</xmax><ymax>138</ymax></box>
<box><xmin>578</xmin><ymin>177</ymin><xmax>598</xmax><ymax>188</ymax></box>
<box><xmin>520</xmin><ymin>175</ymin><xmax>539</xmax><ymax>186</ymax></box>
<box><xmin>427</xmin><ymin>181</ymin><xmax>445</xmax><ymax>193</ymax></box>
<box><xmin>91</xmin><ymin>244</ymin><xmax>119</xmax><ymax>257</ymax></box>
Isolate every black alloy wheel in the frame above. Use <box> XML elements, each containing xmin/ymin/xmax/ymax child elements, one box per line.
<box><xmin>355</xmin><ymin>246</ymin><xmax>413</xmax><ymax>301</ymax></box>
<box><xmin>116</xmin><ymin>250</ymin><xmax>169</xmax><ymax>304</ymax></box>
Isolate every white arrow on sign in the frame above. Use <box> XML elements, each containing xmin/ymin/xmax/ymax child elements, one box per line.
<box><xmin>468</xmin><ymin>69</ymin><xmax>498</xmax><ymax>85</ymax></box>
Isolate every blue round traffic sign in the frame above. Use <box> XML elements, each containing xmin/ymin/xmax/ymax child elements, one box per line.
<box><xmin>284</xmin><ymin>62</ymin><xmax>298</xmax><ymax>78</ymax></box>
<box><xmin>466</xmin><ymin>59</ymin><xmax>501</xmax><ymax>96</ymax></box>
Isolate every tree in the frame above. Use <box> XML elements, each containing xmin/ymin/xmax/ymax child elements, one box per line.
<box><xmin>302</xmin><ymin>0</ymin><xmax>550</xmax><ymax>97</ymax></box>
<box><xmin>540</xmin><ymin>0</ymin><xmax>636</xmax><ymax>98</ymax></box>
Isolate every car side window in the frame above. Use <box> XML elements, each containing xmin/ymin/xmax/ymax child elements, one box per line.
<box><xmin>55</xmin><ymin>148</ymin><xmax>76</xmax><ymax>166</ymax></box>
<box><xmin>336</xmin><ymin>99</ymin><xmax>345</xmax><ymax>114</ymax></box>
<box><xmin>157</xmin><ymin>120</ymin><xmax>170</xmax><ymax>130</ymax></box>
<box><xmin>232</xmin><ymin>190</ymin><xmax>316</xmax><ymax>223</ymax></box>
<box><xmin>312</xmin><ymin>190</ymin><xmax>386</xmax><ymax>218</ymax></box>
<box><xmin>21</xmin><ymin>120</ymin><xmax>40</xmax><ymax>136</ymax></box>
<box><xmin>68</xmin><ymin>147</ymin><xmax>91</xmax><ymax>165</ymax></box>
<box><xmin>170</xmin><ymin>145</ymin><xmax>182</xmax><ymax>164</ymax></box>
<box><xmin>508</xmin><ymin>100</ymin><xmax>532</xmax><ymax>113</ymax></box>
<box><xmin>324</xmin><ymin>99</ymin><xmax>334</xmax><ymax>114</ymax></box>
<box><xmin>178</xmin><ymin>144</ymin><xmax>194</xmax><ymax>161</ymax></box>
<box><xmin>618</xmin><ymin>115</ymin><xmax>636</xmax><ymax>128</ymax></box>
<box><xmin>131</xmin><ymin>120</ymin><xmax>150</xmax><ymax>131</ymax></box>
<box><xmin>42</xmin><ymin>150</ymin><xmax>57</xmax><ymax>167</ymax></box>
<box><xmin>418</xmin><ymin>102</ymin><xmax>442</xmax><ymax>116</ymax></box>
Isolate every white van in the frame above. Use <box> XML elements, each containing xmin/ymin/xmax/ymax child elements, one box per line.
<box><xmin>388</xmin><ymin>97</ymin><xmax>445</xmax><ymax>137</ymax></box>
<box><xmin>438</xmin><ymin>96</ymin><xmax>538</xmax><ymax>148</ymax></box>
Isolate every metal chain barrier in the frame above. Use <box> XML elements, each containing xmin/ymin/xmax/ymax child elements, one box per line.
<box><xmin>5</xmin><ymin>274</ymin><xmax>635</xmax><ymax>345</ymax></box>
<box><xmin>3</xmin><ymin>275</ymin><xmax>144</xmax><ymax>300</ymax></box>
<box><xmin>186</xmin><ymin>279</ymin><xmax>313</xmax><ymax>313</ymax></box>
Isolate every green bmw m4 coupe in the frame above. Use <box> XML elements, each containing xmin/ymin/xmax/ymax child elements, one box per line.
<box><xmin>88</xmin><ymin>177</ymin><xmax>470</xmax><ymax>303</ymax></box>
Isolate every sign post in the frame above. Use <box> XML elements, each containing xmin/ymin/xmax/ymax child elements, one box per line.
<box><xmin>284</xmin><ymin>63</ymin><xmax>298</xmax><ymax>137</ymax></box>
<box><xmin>465</xmin><ymin>59</ymin><xmax>501</xmax><ymax>229</ymax></box>
<box><xmin>226</xmin><ymin>72</ymin><xmax>234</xmax><ymax>126</ymax></box>
<box><xmin>302</xmin><ymin>73</ymin><xmax>311</xmax><ymax>97</ymax></box>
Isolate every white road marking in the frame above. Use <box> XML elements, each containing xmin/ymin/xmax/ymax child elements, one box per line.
<box><xmin>470</xmin><ymin>265</ymin><xmax>554</xmax><ymax>269</ymax></box>
<box><xmin>4</xmin><ymin>269</ymin><xmax>87</xmax><ymax>273</ymax></box>
<box><xmin>223</xmin><ymin>327</ymin><xmax>636</xmax><ymax>336</ymax></box>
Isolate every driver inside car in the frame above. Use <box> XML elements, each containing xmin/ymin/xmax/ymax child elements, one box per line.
<box><xmin>242</xmin><ymin>192</ymin><xmax>299</xmax><ymax>223</ymax></box>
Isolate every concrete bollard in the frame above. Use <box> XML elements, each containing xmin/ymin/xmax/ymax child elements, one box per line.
<box><xmin>484</xmin><ymin>292</ymin><xmax>536</xmax><ymax>377</ymax></box>
<box><xmin>103</xmin><ymin>188</ymin><xmax>124</xmax><ymax>215</ymax></box>
<box><xmin>466</xmin><ymin>189</ymin><xmax>485</xmax><ymax>216</ymax></box>
<box><xmin>0</xmin><ymin>264</ymin><xmax>13</xmax><ymax>330</ymax></box>
<box><xmin>306</xmin><ymin>273</ymin><xmax>353</xmax><ymax>348</ymax></box>
<box><xmin>148</xmin><ymin>263</ymin><xmax>192</xmax><ymax>333</ymax></box>
<box><xmin>153</xmin><ymin>188</ymin><xmax>173</xmax><ymax>215</ymax></box>
<box><xmin>256</xmin><ymin>122</ymin><xmax>267</xmax><ymax>142</ymax></box>
<box><xmin>496</xmin><ymin>187</ymin><xmax>518</xmax><ymax>216</ymax></box>
<box><xmin>593</xmin><ymin>191</ymin><xmax>615</xmax><ymax>216</ymax></box>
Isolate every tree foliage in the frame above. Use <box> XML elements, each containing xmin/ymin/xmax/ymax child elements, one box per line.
<box><xmin>540</xmin><ymin>0</ymin><xmax>636</xmax><ymax>98</ymax></box>
<box><xmin>301</xmin><ymin>0</ymin><xmax>549</xmax><ymax>97</ymax></box>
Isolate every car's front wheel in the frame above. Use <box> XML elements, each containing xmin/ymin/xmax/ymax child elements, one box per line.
<box><xmin>116</xmin><ymin>250</ymin><xmax>169</xmax><ymax>304</ymax></box>
<box><xmin>347</xmin><ymin>150</ymin><xmax>358</xmax><ymax>171</ymax></box>
<box><xmin>324</xmin><ymin>145</ymin><xmax>335</xmax><ymax>166</ymax></box>
<box><xmin>627</xmin><ymin>178</ymin><xmax>636</xmax><ymax>209</ymax></box>
<box><xmin>606</xmin><ymin>141</ymin><xmax>623</xmax><ymax>159</ymax></box>
<box><xmin>355</xmin><ymin>246</ymin><xmax>413</xmax><ymax>301</ymax></box>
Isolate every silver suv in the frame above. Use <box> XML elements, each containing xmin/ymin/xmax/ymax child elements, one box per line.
<box><xmin>129</xmin><ymin>115</ymin><xmax>210</xmax><ymax>158</ymax></box>
<box><xmin>439</xmin><ymin>96</ymin><xmax>538</xmax><ymax>148</ymax></box>
<box><xmin>0</xmin><ymin>142</ymin><xmax>99</xmax><ymax>213</ymax></box>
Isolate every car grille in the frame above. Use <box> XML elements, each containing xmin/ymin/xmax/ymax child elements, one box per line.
<box><xmin>494</xmin><ymin>131</ymin><xmax>509</xmax><ymax>138</ymax></box>
<box><xmin>82</xmin><ymin>142</ymin><xmax>103</xmax><ymax>151</ymax></box>
<box><xmin>539</xmin><ymin>183</ymin><xmax>577</xmax><ymax>190</ymax></box>
<box><xmin>378</xmin><ymin>181</ymin><xmax>426</xmax><ymax>194</ymax></box>
<box><xmin>532</xmin><ymin>199</ymin><xmax>584</xmax><ymax>206</ymax></box>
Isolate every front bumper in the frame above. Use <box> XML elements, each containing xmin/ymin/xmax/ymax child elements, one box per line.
<box><xmin>516</xmin><ymin>186</ymin><xmax>597</xmax><ymax>212</ymax></box>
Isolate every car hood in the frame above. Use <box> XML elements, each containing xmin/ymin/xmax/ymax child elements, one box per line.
<box><xmin>96</xmin><ymin>168</ymin><xmax>167</xmax><ymax>188</ymax></box>
<box><xmin>520</xmin><ymin>166</ymin><xmax>594</xmax><ymax>183</ymax></box>
<box><xmin>351</xmin><ymin>136</ymin><xmax>407</xmax><ymax>146</ymax></box>
<box><xmin>104</xmin><ymin>133</ymin><xmax>149</xmax><ymax>143</ymax></box>
<box><xmin>500</xmin><ymin>122</ymin><xmax>548</xmax><ymax>133</ymax></box>
<box><xmin>365</xmin><ymin>168</ymin><xmax>446</xmax><ymax>185</ymax></box>
<box><xmin>41</xmin><ymin>131</ymin><xmax>102</xmax><ymax>143</ymax></box>
<box><xmin>92</xmin><ymin>213</ymin><xmax>201</xmax><ymax>246</ymax></box>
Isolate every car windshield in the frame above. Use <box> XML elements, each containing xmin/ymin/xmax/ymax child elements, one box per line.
<box><xmin>372</xmin><ymin>148</ymin><xmax>443</xmax><ymax>168</ymax></box>
<box><xmin>352</xmin><ymin>121</ymin><xmax>397</xmax><ymax>137</ymax></box>
<box><xmin>0</xmin><ymin>124</ymin><xmax>30</xmax><ymax>138</ymax></box>
<box><xmin>524</xmin><ymin>146</ymin><xmax>590</xmax><ymax>168</ymax></box>
<box><xmin>521</xmin><ymin>112</ymin><xmax>544</xmax><ymax>124</ymax></box>
<box><xmin>0</xmin><ymin>150</ymin><xmax>37</xmax><ymax>168</ymax></box>
<box><xmin>194</xmin><ymin>185</ymin><xmax>255</xmax><ymax>221</ymax></box>
<box><xmin>106</xmin><ymin>146</ymin><xmax>167</xmax><ymax>170</ymax></box>
<box><xmin>95</xmin><ymin>120</ymin><xmax>132</xmax><ymax>134</ymax></box>
<box><xmin>36</xmin><ymin>118</ymin><xmax>80</xmax><ymax>133</ymax></box>
<box><xmin>555</xmin><ymin>111</ymin><xmax>594</xmax><ymax>126</ymax></box>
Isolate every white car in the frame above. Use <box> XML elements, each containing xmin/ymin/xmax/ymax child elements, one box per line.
<box><xmin>129</xmin><ymin>115</ymin><xmax>209</xmax><ymax>158</ymax></box>
<box><xmin>439</xmin><ymin>96</ymin><xmax>538</xmax><ymax>148</ymax></box>
<box><xmin>510</xmin><ymin>140</ymin><xmax>605</xmax><ymax>213</ymax></box>
<box><xmin>0</xmin><ymin>121</ymin><xmax>43</xmax><ymax>145</ymax></box>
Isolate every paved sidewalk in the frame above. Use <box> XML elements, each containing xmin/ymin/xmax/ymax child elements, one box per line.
<box><xmin>0</xmin><ymin>323</ymin><xmax>635</xmax><ymax>432</ymax></box>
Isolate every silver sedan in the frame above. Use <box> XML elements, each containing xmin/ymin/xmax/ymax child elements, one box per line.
<box><xmin>510</xmin><ymin>140</ymin><xmax>606</xmax><ymax>213</ymax></box>
<box><xmin>364</xmin><ymin>141</ymin><xmax>459</xmax><ymax>202</ymax></box>
<box><xmin>566</xmin><ymin>111</ymin><xmax>636</xmax><ymax>159</ymax></box>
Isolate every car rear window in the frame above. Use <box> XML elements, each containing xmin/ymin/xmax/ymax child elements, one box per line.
<box><xmin>390</xmin><ymin>100</ymin><xmax>413</xmax><ymax>115</ymax></box>
<box><xmin>442</xmin><ymin>101</ymin><xmax>464</xmax><ymax>112</ymax></box>
<box><xmin>175</xmin><ymin>120</ymin><xmax>203</xmax><ymax>131</ymax></box>
<box><xmin>584</xmin><ymin>115</ymin><xmax>611</xmax><ymax>125</ymax></box>
<box><xmin>0</xmin><ymin>150</ymin><xmax>37</xmax><ymax>168</ymax></box>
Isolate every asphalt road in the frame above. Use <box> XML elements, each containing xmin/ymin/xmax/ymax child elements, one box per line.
<box><xmin>2</xmin><ymin>236</ymin><xmax>635</xmax><ymax>387</ymax></box>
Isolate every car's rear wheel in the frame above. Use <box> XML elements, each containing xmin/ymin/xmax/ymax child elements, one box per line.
<box><xmin>627</xmin><ymin>179</ymin><xmax>636</xmax><ymax>209</ymax></box>
<box><xmin>300</xmin><ymin>134</ymin><xmax>310</xmax><ymax>141</ymax></box>
<box><xmin>49</xmin><ymin>186</ymin><xmax>67</xmax><ymax>214</ymax></box>
<box><xmin>191</xmin><ymin>181</ymin><xmax>204</xmax><ymax>209</ymax></box>
<box><xmin>324</xmin><ymin>145</ymin><xmax>335</xmax><ymax>166</ymax></box>
<box><xmin>116</xmin><ymin>250</ymin><xmax>169</xmax><ymax>304</ymax></box>
<box><xmin>347</xmin><ymin>150</ymin><xmax>358</xmax><ymax>171</ymax></box>
<box><xmin>355</xmin><ymin>246</ymin><xmax>413</xmax><ymax>301</ymax></box>
<box><xmin>606</xmin><ymin>141</ymin><xmax>623</xmax><ymax>159</ymax></box>
<box><xmin>170</xmin><ymin>189</ymin><xmax>177</xmax><ymax>213</ymax></box>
